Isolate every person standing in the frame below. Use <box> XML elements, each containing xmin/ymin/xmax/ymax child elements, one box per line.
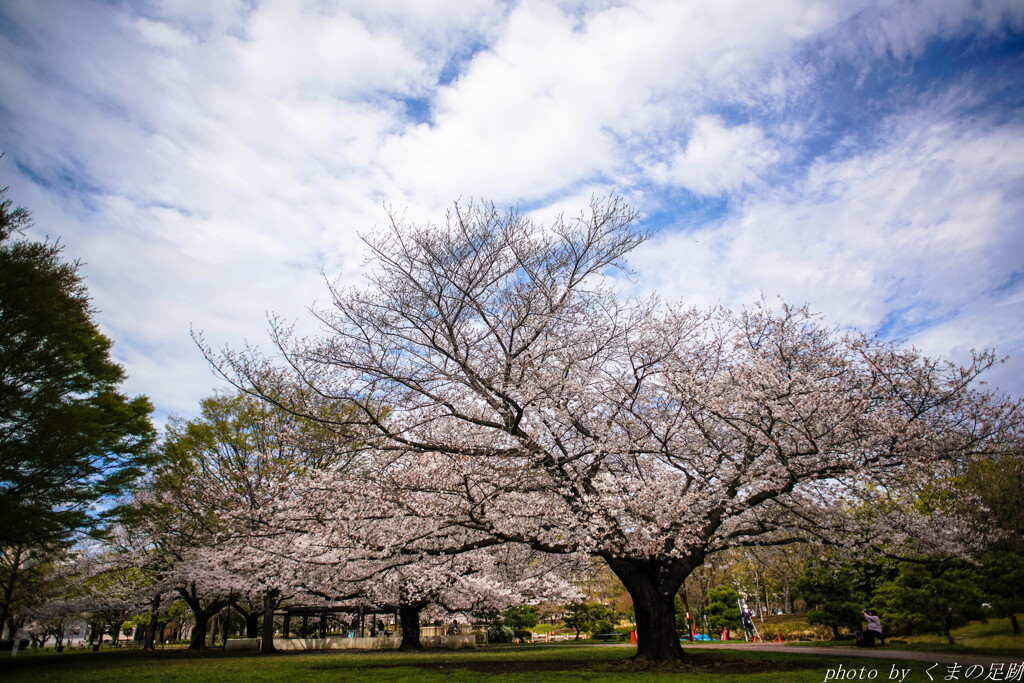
<box><xmin>741</xmin><ymin>605</ymin><xmax>755</xmax><ymax>640</ymax></box>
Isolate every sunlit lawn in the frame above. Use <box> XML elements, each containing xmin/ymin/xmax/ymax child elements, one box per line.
<box><xmin>793</xmin><ymin>617</ymin><xmax>1024</xmax><ymax>657</ymax></box>
<box><xmin>2</xmin><ymin>642</ymin><xmax>1015</xmax><ymax>683</ymax></box>
<box><xmin>895</xmin><ymin>618</ymin><xmax>1024</xmax><ymax>654</ymax></box>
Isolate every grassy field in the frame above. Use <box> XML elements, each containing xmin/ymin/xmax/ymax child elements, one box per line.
<box><xmin>1</xmin><ymin>642</ymin><xmax>1016</xmax><ymax>683</ymax></box>
<box><xmin>787</xmin><ymin>617</ymin><xmax>1024</xmax><ymax>656</ymax></box>
<box><xmin>898</xmin><ymin>618</ymin><xmax>1023</xmax><ymax>651</ymax></box>
<box><xmin>3</xmin><ymin>618</ymin><xmax>1020</xmax><ymax>682</ymax></box>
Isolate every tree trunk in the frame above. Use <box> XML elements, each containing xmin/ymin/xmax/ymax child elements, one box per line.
<box><xmin>144</xmin><ymin>594</ymin><xmax>160</xmax><ymax>650</ymax></box>
<box><xmin>190</xmin><ymin>612</ymin><xmax>211</xmax><ymax>650</ymax></box>
<box><xmin>831</xmin><ymin>624</ymin><xmax>840</xmax><ymax>640</ymax></box>
<box><xmin>230</xmin><ymin>600</ymin><xmax>262</xmax><ymax>639</ymax></box>
<box><xmin>754</xmin><ymin>570</ymin><xmax>762</xmax><ymax>619</ymax></box>
<box><xmin>0</xmin><ymin>546</ymin><xmax>23</xmax><ymax>638</ymax></box>
<box><xmin>604</xmin><ymin>556</ymin><xmax>695</xmax><ymax>662</ymax></box>
<box><xmin>246</xmin><ymin>613</ymin><xmax>259</xmax><ymax>638</ymax></box>
<box><xmin>398</xmin><ymin>603</ymin><xmax>423</xmax><ymax>650</ymax></box>
<box><xmin>943</xmin><ymin>613</ymin><xmax>956</xmax><ymax>645</ymax></box>
<box><xmin>179</xmin><ymin>586</ymin><xmax>234</xmax><ymax>651</ymax></box>
<box><xmin>259</xmin><ymin>589</ymin><xmax>277</xmax><ymax>654</ymax></box>
<box><xmin>1010</xmin><ymin>614</ymin><xmax>1020</xmax><ymax>635</ymax></box>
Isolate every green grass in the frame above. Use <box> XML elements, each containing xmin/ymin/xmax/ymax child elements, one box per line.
<box><xmin>792</xmin><ymin>617</ymin><xmax>1024</xmax><ymax>656</ymax></box>
<box><xmin>0</xmin><ymin>643</ymin><xmax>1013</xmax><ymax>683</ymax></box>
<box><xmin>899</xmin><ymin>618</ymin><xmax>1023</xmax><ymax>651</ymax></box>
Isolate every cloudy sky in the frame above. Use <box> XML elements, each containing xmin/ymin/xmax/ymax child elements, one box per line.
<box><xmin>2</xmin><ymin>0</ymin><xmax>1022</xmax><ymax>424</ymax></box>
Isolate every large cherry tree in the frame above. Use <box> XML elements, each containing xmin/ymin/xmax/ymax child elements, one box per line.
<box><xmin>212</xmin><ymin>196</ymin><xmax>1021</xmax><ymax>661</ymax></box>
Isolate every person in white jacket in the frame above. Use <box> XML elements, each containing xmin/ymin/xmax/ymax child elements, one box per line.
<box><xmin>861</xmin><ymin>610</ymin><xmax>883</xmax><ymax>646</ymax></box>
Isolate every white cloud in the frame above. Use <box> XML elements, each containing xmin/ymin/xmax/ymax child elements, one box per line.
<box><xmin>632</xmin><ymin>106</ymin><xmax>1024</xmax><ymax>395</ymax></box>
<box><xmin>2</xmin><ymin>0</ymin><xmax>1023</xmax><ymax>422</ymax></box>
<box><xmin>644</xmin><ymin>116</ymin><xmax>781</xmax><ymax>195</ymax></box>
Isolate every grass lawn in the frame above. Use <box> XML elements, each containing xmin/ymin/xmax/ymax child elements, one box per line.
<box><xmin>0</xmin><ymin>643</ymin><xmax>1004</xmax><ymax>683</ymax></box>
<box><xmin>898</xmin><ymin>618</ymin><xmax>1024</xmax><ymax>652</ymax></box>
<box><xmin>791</xmin><ymin>617</ymin><xmax>1024</xmax><ymax>657</ymax></box>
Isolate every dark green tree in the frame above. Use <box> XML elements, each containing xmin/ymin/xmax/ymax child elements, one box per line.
<box><xmin>875</xmin><ymin>559</ymin><xmax>985</xmax><ymax>645</ymax></box>
<box><xmin>921</xmin><ymin>444</ymin><xmax>1024</xmax><ymax>635</ymax></box>
<box><xmin>562</xmin><ymin>601</ymin><xmax>592</xmax><ymax>640</ymax></box>
<box><xmin>585</xmin><ymin>603</ymin><xmax>618</xmax><ymax>638</ymax></box>
<box><xmin>562</xmin><ymin>601</ymin><xmax>617</xmax><ymax>640</ymax></box>
<box><xmin>674</xmin><ymin>595</ymin><xmax>688</xmax><ymax>633</ymax></box>
<box><xmin>0</xmin><ymin>187</ymin><xmax>155</xmax><ymax>633</ymax></box>
<box><xmin>502</xmin><ymin>604</ymin><xmax>538</xmax><ymax>642</ymax></box>
<box><xmin>977</xmin><ymin>550</ymin><xmax>1024</xmax><ymax>635</ymax></box>
<box><xmin>797</xmin><ymin>561</ymin><xmax>862</xmax><ymax>639</ymax></box>
<box><xmin>705</xmin><ymin>586</ymin><xmax>742</xmax><ymax>637</ymax></box>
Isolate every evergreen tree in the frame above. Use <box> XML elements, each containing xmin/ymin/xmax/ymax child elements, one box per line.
<box><xmin>0</xmin><ymin>187</ymin><xmax>155</xmax><ymax>632</ymax></box>
<box><xmin>797</xmin><ymin>560</ymin><xmax>861</xmax><ymax>639</ymax></box>
<box><xmin>502</xmin><ymin>604</ymin><xmax>538</xmax><ymax>642</ymax></box>
<box><xmin>875</xmin><ymin>559</ymin><xmax>985</xmax><ymax>645</ymax></box>
<box><xmin>705</xmin><ymin>586</ymin><xmax>742</xmax><ymax>636</ymax></box>
<box><xmin>562</xmin><ymin>601</ymin><xmax>593</xmax><ymax>640</ymax></box>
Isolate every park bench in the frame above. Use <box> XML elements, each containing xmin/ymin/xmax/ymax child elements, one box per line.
<box><xmin>593</xmin><ymin>633</ymin><xmax>628</xmax><ymax>642</ymax></box>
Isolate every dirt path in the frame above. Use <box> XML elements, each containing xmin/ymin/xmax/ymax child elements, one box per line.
<box><xmin>678</xmin><ymin>642</ymin><xmax>1022</xmax><ymax>666</ymax></box>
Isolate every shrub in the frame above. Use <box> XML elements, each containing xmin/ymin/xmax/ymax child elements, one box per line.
<box><xmin>487</xmin><ymin>625</ymin><xmax>515</xmax><ymax>643</ymax></box>
<box><xmin>588</xmin><ymin>619</ymin><xmax>615</xmax><ymax>637</ymax></box>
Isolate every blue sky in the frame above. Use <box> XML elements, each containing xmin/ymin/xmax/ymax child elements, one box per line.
<box><xmin>1</xmin><ymin>0</ymin><xmax>1022</xmax><ymax>423</ymax></box>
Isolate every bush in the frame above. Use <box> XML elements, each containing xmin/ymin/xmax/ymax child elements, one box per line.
<box><xmin>487</xmin><ymin>625</ymin><xmax>515</xmax><ymax>643</ymax></box>
<box><xmin>588</xmin><ymin>619</ymin><xmax>615</xmax><ymax>637</ymax></box>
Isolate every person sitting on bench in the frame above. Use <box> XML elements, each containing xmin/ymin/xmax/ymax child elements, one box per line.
<box><xmin>859</xmin><ymin>609</ymin><xmax>882</xmax><ymax>647</ymax></box>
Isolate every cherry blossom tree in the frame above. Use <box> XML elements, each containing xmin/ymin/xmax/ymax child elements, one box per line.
<box><xmin>121</xmin><ymin>391</ymin><xmax>355</xmax><ymax>651</ymax></box>
<box><xmin>230</xmin><ymin>457</ymin><xmax>581</xmax><ymax>650</ymax></box>
<box><xmin>209</xmin><ymin>196</ymin><xmax>1021</xmax><ymax>661</ymax></box>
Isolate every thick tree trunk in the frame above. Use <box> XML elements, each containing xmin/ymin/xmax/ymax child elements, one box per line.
<box><xmin>230</xmin><ymin>601</ymin><xmax>261</xmax><ymax>639</ymax></box>
<box><xmin>260</xmin><ymin>589</ymin><xmax>278</xmax><ymax>654</ymax></box>
<box><xmin>144</xmin><ymin>594</ymin><xmax>160</xmax><ymax>650</ymax></box>
<box><xmin>398</xmin><ymin>603</ymin><xmax>423</xmax><ymax>650</ymax></box>
<box><xmin>190</xmin><ymin>612</ymin><xmax>211</xmax><ymax>650</ymax></box>
<box><xmin>604</xmin><ymin>556</ymin><xmax>696</xmax><ymax>662</ymax></box>
<box><xmin>179</xmin><ymin>585</ymin><xmax>234</xmax><ymax>651</ymax></box>
<box><xmin>245</xmin><ymin>613</ymin><xmax>259</xmax><ymax>638</ymax></box>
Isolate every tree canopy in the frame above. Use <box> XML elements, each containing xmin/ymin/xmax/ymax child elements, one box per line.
<box><xmin>209</xmin><ymin>195</ymin><xmax>1022</xmax><ymax>662</ymax></box>
<box><xmin>0</xmin><ymin>187</ymin><xmax>155</xmax><ymax>635</ymax></box>
<box><xmin>0</xmin><ymin>187</ymin><xmax>155</xmax><ymax>547</ymax></box>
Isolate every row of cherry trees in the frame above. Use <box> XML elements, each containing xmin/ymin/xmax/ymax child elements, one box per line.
<box><xmin>202</xmin><ymin>195</ymin><xmax>1022</xmax><ymax>662</ymax></box>
<box><xmin>37</xmin><ymin>391</ymin><xmax>577</xmax><ymax>652</ymax></box>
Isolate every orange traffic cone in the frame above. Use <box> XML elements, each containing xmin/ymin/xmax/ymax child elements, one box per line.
<box><xmin>753</xmin><ymin>634</ymin><xmax>758</xmax><ymax>642</ymax></box>
<box><xmin>777</xmin><ymin>634</ymin><xmax>782</xmax><ymax>643</ymax></box>
<box><xmin>630</xmin><ymin>630</ymin><xmax>636</xmax><ymax>644</ymax></box>
<box><xmin>721</xmin><ymin>628</ymin><xmax>728</xmax><ymax>641</ymax></box>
